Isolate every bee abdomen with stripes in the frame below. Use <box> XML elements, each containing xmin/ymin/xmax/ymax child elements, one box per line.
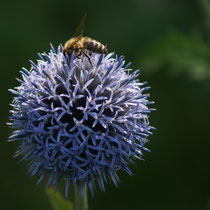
<box><xmin>84</xmin><ymin>37</ymin><xmax>108</xmax><ymax>54</ymax></box>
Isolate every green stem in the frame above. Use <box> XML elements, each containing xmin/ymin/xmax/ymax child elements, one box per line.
<box><xmin>74</xmin><ymin>184</ymin><xmax>88</xmax><ymax>210</ymax></box>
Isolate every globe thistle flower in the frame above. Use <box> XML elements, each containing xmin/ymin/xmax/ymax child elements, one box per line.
<box><xmin>8</xmin><ymin>45</ymin><xmax>155</xmax><ymax>196</ymax></box>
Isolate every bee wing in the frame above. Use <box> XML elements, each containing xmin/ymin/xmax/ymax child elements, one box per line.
<box><xmin>74</xmin><ymin>14</ymin><xmax>87</xmax><ymax>37</ymax></box>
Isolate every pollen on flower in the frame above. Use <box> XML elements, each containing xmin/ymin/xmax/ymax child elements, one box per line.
<box><xmin>8</xmin><ymin>45</ymin><xmax>155</xmax><ymax>196</ymax></box>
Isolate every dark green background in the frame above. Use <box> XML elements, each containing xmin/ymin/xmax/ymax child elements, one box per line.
<box><xmin>1</xmin><ymin>0</ymin><xmax>210</xmax><ymax>209</ymax></box>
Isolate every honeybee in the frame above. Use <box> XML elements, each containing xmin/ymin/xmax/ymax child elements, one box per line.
<box><xmin>63</xmin><ymin>14</ymin><xmax>108</xmax><ymax>64</ymax></box>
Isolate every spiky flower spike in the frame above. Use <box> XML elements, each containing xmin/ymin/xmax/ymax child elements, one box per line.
<box><xmin>8</xmin><ymin>45</ymin><xmax>155</xmax><ymax>196</ymax></box>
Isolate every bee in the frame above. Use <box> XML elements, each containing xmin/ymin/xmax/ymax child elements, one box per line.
<box><xmin>63</xmin><ymin>14</ymin><xmax>108</xmax><ymax>65</ymax></box>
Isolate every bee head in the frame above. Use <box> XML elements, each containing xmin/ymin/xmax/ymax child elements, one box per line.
<box><xmin>63</xmin><ymin>47</ymin><xmax>73</xmax><ymax>56</ymax></box>
<box><xmin>63</xmin><ymin>37</ymin><xmax>81</xmax><ymax>56</ymax></box>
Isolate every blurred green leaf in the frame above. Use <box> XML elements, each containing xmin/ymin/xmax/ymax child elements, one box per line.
<box><xmin>46</xmin><ymin>187</ymin><xmax>75</xmax><ymax>210</ymax></box>
<box><xmin>139</xmin><ymin>30</ymin><xmax>210</xmax><ymax>80</ymax></box>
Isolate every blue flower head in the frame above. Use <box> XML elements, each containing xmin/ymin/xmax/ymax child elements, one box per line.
<box><xmin>8</xmin><ymin>45</ymin><xmax>155</xmax><ymax>196</ymax></box>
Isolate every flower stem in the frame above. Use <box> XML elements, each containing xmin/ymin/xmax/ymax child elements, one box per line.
<box><xmin>74</xmin><ymin>184</ymin><xmax>88</xmax><ymax>210</ymax></box>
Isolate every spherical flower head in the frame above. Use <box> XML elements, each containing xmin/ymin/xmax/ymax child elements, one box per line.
<box><xmin>8</xmin><ymin>45</ymin><xmax>155</xmax><ymax>196</ymax></box>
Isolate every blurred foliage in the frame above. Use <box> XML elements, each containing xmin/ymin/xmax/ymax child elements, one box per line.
<box><xmin>140</xmin><ymin>30</ymin><xmax>210</xmax><ymax>81</ymax></box>
<box><xmin>47</xmin><ymin>187</ymin><xmax>74</xmax><ymax>210</ymax></box>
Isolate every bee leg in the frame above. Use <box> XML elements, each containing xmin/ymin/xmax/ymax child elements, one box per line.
<box><xmin>75</xmin><ymin>49</ymin><xmax>82</xmax><ymax>57</ymax></box>
<box><xmin>81</xmin><ymin>49</ymin><xmax>93</xmax><ymax>66</ymax></box>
